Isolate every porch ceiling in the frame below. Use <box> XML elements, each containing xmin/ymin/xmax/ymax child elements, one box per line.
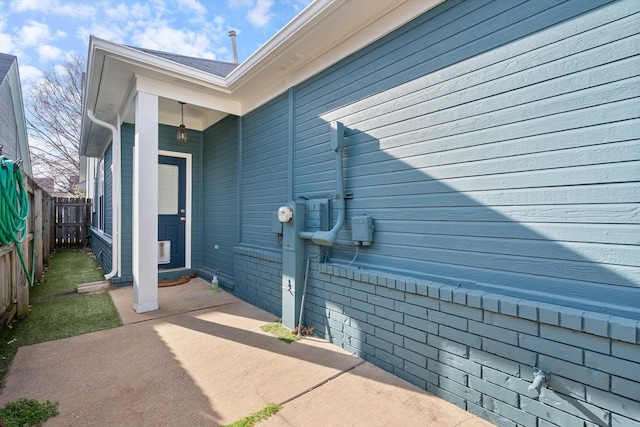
<box><xmin>82</xmin><ymin>47</ymin><xmax>236</xmax><ymax>157</ymax></box>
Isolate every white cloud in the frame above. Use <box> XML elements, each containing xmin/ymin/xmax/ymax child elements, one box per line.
<box><xmin>10</xmin><ymin>0</ymin><xmax>95</xmax><ymax>18</ymax></box>
<box><xmin>17</xmin><ymin>64</ymin><xmax>43</xmax><ymax>86</ymax></box>
<box><xmin>52</xmin><ymin>63</ymin><xmax>68</xmax><ymax>76</ymax></box>
<box><xmin>228</xmin><ymin>0</ymin><xmax>254</xmax><ymax>9</ymax></box>
<box><xmin>108</xmin><ymin>2</ymin><xmax>156</xmax><ymax>21</ymax></box>
<box><xmin>77</xmin><ymin>23</ymin><xmax>126</xmax><ymax>45</ymax></box>
<box><xmin>148</xmin><ymin>0</ymin><xmax>168</xmax><ymax>17</ymax></box>
<box><xmin>213</xmin><ymin>15</ymin><xmax>225</xmax><ymax>26</ymax></box>
<box><xmin>290</xmin><ymin>0</ymin><xmax>313</xmax><ymax>13</ymax></box>
<box><xmin>38</xmin><ymin>44</ymin><xmax>62</xmax><ymax>62</ymax></box>
<box><xmin>0</xmin><ymin>32</ymin><xmax>15</xmax><ymax>53</ymax></box>
<box><xmin>104</xmin><ymin>3</ymin><xmax>131</xmax><ymax>20</ymax></box>
<box><xmin>0</xmin><ymin>3</ymin><xmax>6</xmax><ymax>32</ymax></box>
<box><xmin>52</xmin><ymin>2</ymin><xmax>96</xmax><ymax>18</ymax></box>
<box><xmin>247</xmin><ymin>0</ymin><xmax>274</xmax><ymax>28</ymax></box>
<box><xmin>132</xmin><ymin>25</ymin><xmax>217</xmax><ymax>59</ymax></box>
<box><xmin>10</xmin><ymin>0</ymin><xmax>48</xmax><ymax>12</ymax></box>
<box><xmin>18</xmin><ymin>20</ymin><xmax>53</xmax><ymax>47</ymax></box>
<box><xmin>177</xmin><ymin>0</ymin><xmax>206</xmax><ymax>16</ymax></box>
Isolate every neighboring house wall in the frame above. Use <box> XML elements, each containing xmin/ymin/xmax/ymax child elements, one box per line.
<box><xmin>0</xmin><ymin>78</ymin><xmax>19</xmax><ymax>160</ymax></box>
<box><xmin>33</xmin><ymin>178</ymin><xmax>54</xmax><ymax>195</ymax></box>
<box><xmin>202</xmin><ymin>1</ymin><xmax>639</xmax><ymax>426</ymax></box>
<box><xmin>0</xmin><ymin>54</ymin><xmax>31</xmax><ymax>175</ymax></box>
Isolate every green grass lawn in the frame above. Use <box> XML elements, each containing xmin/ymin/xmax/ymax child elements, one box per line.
<box><xmin>0</xmin><ymin>248</ymin><xmax>122</xmax><ymax>389</ymax></box>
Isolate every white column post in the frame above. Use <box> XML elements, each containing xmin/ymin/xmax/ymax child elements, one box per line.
<box><xmin>133</xmin><ymin>91</ymin><xmax>159</xmax><ymax>313</ymax></box>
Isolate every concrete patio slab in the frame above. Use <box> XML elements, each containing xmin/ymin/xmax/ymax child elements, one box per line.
<box><xmin>0</xmin><ymin>278</ymin><xmax>494</xmax><ymax>426</ymax></box>
<box><xmin>259</xmin><ymin>362</ymin><xmax>489</xmax><ymax>427</ymax></box>
<box><xmin>109</xmin><ymin>277</ymin><xmax>238</xmax><ymax>324</ymax></box>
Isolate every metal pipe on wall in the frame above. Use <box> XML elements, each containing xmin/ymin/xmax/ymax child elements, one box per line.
<box><xmin>87</xmin><ymin>110</ymin><xmax>120</xmax><ymax>281</ymax></box>
<box><xmin>299</xmin><ymin>121</ymin><xmax>345</xmax><ymax>246</ymax></box>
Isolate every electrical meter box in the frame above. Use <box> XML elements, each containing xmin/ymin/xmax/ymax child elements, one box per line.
<box><xmin>351</xmin><ymin>215</ymin><xmax>373</xmax><ymax>246</ymax></box>
<box><xmin>271</xmin><ymin>211</ymin><xmax>283</xmax><ymax>233</ymax></box>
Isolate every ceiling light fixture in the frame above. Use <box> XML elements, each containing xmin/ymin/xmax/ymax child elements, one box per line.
<box><xmin>176</xmin><ymin>102</ymin><xmax>187</xmax><ymax>143</ymax></box>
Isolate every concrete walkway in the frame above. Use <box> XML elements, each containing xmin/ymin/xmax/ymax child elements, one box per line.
<box><xmin>0</xmin><ymin>278</ymin><xmax>494</xmax><ymax>426</ymax></box>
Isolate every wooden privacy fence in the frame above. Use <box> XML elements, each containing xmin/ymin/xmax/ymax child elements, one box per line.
<box><xmin>1</xmin><ymin>188</ymin><xmax>91</xmax><ymax>329</ymax></box>
<box><xmin>55</xmin><ymin>197</ymin><xmax>92</xmax><ymax>247</ymax></box>
<box><xmin>0</xmin><ymin>172</ymin><xmax>54</xmax><ymax>328</ymax></box>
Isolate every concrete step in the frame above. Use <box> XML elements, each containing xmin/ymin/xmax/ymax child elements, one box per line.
<box><xmin>77</xmin><ymin>280</ymin><xmax>110</xmax><ymax>294</ymax></box>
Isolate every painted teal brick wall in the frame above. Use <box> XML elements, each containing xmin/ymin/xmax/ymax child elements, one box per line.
<box><xmin>308</xmin><ymin>264</ymin><xmax>640</xmax><ymax>427</ymax></box>
<box><xmin>233</xmin><ymin>246</ymin><xmax>282</xmax><ymax>316</ymax></box>
<box><xmin>201</xmin><ymin>115</ymin><xmax>238</xmax><ymax>285</ymax></box>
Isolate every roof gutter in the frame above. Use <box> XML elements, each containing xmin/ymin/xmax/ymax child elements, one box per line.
<box><xmin>87</xmin><ymin>109</ymin><xmax>121</xmax><ymax>281</ymax></box>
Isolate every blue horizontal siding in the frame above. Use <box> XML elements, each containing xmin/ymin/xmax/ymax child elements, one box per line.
<box><xmin>240</xmin><ymin>93</ymin><xmax>289</xmax><ymax>249</ymax></box>
<box><xmin>103</xmin><ymin>143</ymin><xmax>113</xmax><ymax>236</ymax></box>
<box><xmin>90</xmin><ymin>229</ymin><xmax>111</xmax><ymax>275</ymax></box>
<box><xmin>119</xmin><ymin>124</ymin><xmax>134</xmax><ymax>279</ymax></box>
<box><xmin>292</xmin><ymin>0</ymin><xmax>639</xmax><ymax>311</ymax></box>
<box><xmin>201</xmin><ymin>115</ymin><xmax>239</xmax><ymax>281</ymax></box>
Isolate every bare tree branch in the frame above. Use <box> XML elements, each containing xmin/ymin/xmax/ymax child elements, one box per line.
<box><xmin>27</xmin><ymin>54</ymin><xmax>83</xmax><ymax>195</ymax></box>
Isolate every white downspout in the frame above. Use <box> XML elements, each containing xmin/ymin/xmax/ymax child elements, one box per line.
<box><xmin>87</xmin><ymin>110</ymin><xmax>121</xmax><ymax>281</ymax></box>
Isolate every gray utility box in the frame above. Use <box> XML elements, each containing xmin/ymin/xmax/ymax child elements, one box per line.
<box><xmin>352</xmin><ymin>215</ymin><xmax>373</xmax><ymax>246</ymax></box>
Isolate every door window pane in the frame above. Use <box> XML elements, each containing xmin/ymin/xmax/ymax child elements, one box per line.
<box><xmin>158</xmin><ymin>164</ymin><xmax>179</xmax><ymax>214</ymax></box>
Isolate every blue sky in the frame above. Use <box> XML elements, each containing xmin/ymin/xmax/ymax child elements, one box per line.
<box><xmin>0</xmin><ymin>0</ymin><xmax>312</xmax><ymax>88</ymax></box>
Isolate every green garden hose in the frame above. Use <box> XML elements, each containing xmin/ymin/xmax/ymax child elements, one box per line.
<box><xmin>0</xmin><ymin>155</ymin><xmax>34</xmax><ymax>286</ymax></box>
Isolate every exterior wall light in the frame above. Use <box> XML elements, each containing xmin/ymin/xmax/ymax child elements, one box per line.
<box><xmin>176</xmin><ymin>101</ymin><xmax>188</xmax><ymax>142</ymax></box>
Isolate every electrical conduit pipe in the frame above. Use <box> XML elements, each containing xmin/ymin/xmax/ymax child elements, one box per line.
<box><xmin>299</xmin><ymin>121</ymin><xmax>345</xmax><ymax>246</ymax></box>
<box><xmin>297</xmin><ymin>253</ymin><xmax>319</xmax><ymax>337</ymax></box>
<box><xmin>87</xmin><ymin>110</ymin><xmax>121</xmax><ymax>280</ymax></box>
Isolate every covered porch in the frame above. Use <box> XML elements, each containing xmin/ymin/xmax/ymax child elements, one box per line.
<box><xmin>80</xmin><ymin>38</ymin><xmax>241</xmax><ymax>312</ymax></box>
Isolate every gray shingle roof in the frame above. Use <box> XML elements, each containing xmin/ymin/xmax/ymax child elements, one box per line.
<box><xmin>0</xmin><ymin>53</ymin><xmax>18</xmax><ymax>82</ymax></box>
<box><xmin>128</xmin><ymin>46</ymin><xmax>238</xmax><ymax>78</ymax></box>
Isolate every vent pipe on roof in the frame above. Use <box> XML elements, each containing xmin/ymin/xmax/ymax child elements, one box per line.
<box><xmin>228</xmin><ymin>30</ymin><xmax>239</xmax><ymax>64</ymax></box>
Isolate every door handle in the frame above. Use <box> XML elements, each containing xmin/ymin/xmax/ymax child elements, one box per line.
<box><xmin>180</xmin><ymin>209</ymin><xmax>186</xmax><ymax>213</ymax></box>
<box><xmin>180</xmin><ymin>217</ymin><xmax>186</xmax><ymax>222</ymax></box>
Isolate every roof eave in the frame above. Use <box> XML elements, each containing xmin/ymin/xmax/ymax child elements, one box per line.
<box><xmin>80</xmin><ymin>0</ymin><xmax>445</xmax><ymax>155</ymax></box>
